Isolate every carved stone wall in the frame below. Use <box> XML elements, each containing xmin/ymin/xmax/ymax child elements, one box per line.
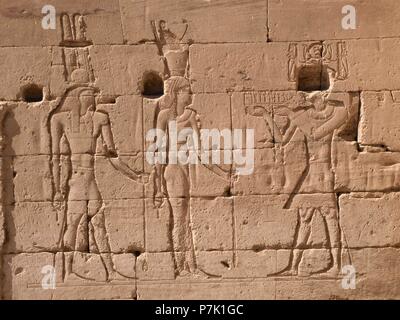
<box><xmin>1</xmin><ymin>0</ymin><xmax>400</xmax><ymax>299</ymax></box>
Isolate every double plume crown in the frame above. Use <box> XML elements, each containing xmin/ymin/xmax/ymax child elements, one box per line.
<box><xmin>151</xmin><ymin>20</ymin><xmax>190</xmax><ymax>78</ymax></box>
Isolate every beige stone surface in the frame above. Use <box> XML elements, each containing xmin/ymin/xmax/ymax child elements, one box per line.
<box><xmin>359</xmin><ymin>91</ymin><xmax>400</xmax><ymax>151</ymax></box>
<box><xmin>1</xmin><ymin>0</ymin><xmax>400</xmax><ymax>301</ymax></box>
<box><xmin>120</xmin><ymin>0</ymin><xmax>267</xmax><ymax>44</ymax></box>
<box><xmin>0</xmin><ymin>0</ymin><xmax>123</xmax><ymax>46</ymax></box>
<box><xmin>269</xmin><ymin>0</ymin><xmax>400</xmax><ymax>41</ymax></box>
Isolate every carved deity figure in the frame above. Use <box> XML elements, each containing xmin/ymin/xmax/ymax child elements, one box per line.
<box><xmin>150</xmin><ymin>21</ymin><xmax>225</xmax><ymax>278</ymax></box>
<box><xmin>248</xmin><ymin>69</ymin><xmax>350</xmax><ymax>276</ymax></box>
<box><xmin>50</xmin><ymin>69</ymin><xmax>145</xmax><ymax>282</ymax></box>
<box><xmin>153</xmin><ymin>75</ymin><xmax>203</xmax><ymax>277</ymax></box>
<box><xmin>278</xmin><ymin>72</ymin><xmax>349</xmax><ymax>276</ymax></box>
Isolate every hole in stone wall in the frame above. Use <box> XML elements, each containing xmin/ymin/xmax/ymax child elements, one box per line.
<box><xmin>133</xmin><ymin>250</ymin><xmax>142</xmax><ymax>257</ymax></box>
<box><xmin>20</xmin><ymin>84</ymin><xmax>43</xmax><ymax>102</ymax></box>
<box><xmin>297</xmin><ymin>65</ymin><xmax>330</xmax><ymax>92</ymax></box>
<box><xmin>141</xmin><ymin>71</ymin><xmax>164</xmax><ymax>98</ymax></box>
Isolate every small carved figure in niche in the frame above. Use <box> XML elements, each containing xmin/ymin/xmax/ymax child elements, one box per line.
<box><xmin>49</xmin><ymin>69</ymin><xmax>147</xmax><ymax>282</ymax></box>
<box><xmin>305</xmin><ymin>42</ymin><xmax>323</xmax><ymax>64</ymax></box>
<box><xmin>288</xmin><ymin>41</ymin><xmax>349</xmax><ymax>84</ymax></box>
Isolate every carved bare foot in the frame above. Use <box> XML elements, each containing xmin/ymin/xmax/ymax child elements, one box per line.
<box><xmin>64</xmin><ymin>271</ymin><xmax>89</xmax><ymax>282</ymax></box>
<box><xmin>323</xmin><ymin>266</ymin><xmax>340</xmax><ymax>278</ymax></box>
<box><xmin>193</xmin><ymin>268</ymin><xmax>217</xmax><ymax>279</ymax></box>
<box><xmin>107</xmin><ymin>270</ymin><xmax>129</xmax><ymax>282</ymax></box>
<box><xmin>175</xmin><ymin>269</ymin><xmax>212</xmax><ymax>280</ymax></box>
<box><xmin>271</xmin><ymin>268</ymin><xmax>298</xmax><ymax>277</ymax></box>
<box><xmin>175</xmin><ymin>270</ymin><xmax>192</xmax><ymax>279</ymax></box>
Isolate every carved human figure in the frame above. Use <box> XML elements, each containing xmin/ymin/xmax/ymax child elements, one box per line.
<box><xmin>50</xmin><ymin>70</ymin><xmax>144</xmax><ymax>282</ymax></box>
<box><xmin>274</xmin><ymin>75</ymin><xmax>349</xmax><ymax>276</ymax></box>
<box><xmin>152</xmin><ymin>75</ymin><xmax>204</xmax><ymax>277</ymax></box>
<box><xmin>248</xmin><ymin>70</ymin><xmax>350</xmax><ymax>276</ymax></box>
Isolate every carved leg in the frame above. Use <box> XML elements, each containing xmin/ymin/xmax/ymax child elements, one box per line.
<box><xmin>88</xmin><ymin>201</ymin><xmax>117</xmax><ymax>281</ymax></box>
<box><xmin>323</xmin><ymin>207</ymin><xmax>341</xmax><ymax>276</ymax></box>
<box><xmin>170</xmin><ymin>198</ymin><xmax>197</xmax><ymax>276</ymax></box>
<box><xmin>63</xmin><ymin>201</ymin><xmax>87</xmax><ymax>280</ymax></box>
<box><xmin>164</xmin><ymin>164</ymin><xmax>198</xmax><ymax>277</ymax></box>
<box><xmin>278</xmin><ymin>207</ymin><xmax>313</xmax><ymax>276</ymax></box>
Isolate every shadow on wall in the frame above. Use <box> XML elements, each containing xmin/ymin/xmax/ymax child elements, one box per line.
<box><xmin>1</xmin><ymin>110</ymin><xmax>20</xmax><ymax>299</ymax></box>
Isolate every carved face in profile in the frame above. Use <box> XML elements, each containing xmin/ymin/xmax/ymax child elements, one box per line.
<box><xmin>79</xmin><ymin>89</ymin><xmax>96</xmax><ymax>114</ymax></box>
<box><xmin>307</xmin><ymin>93</ymin><xmax>326</xmax><ymax>112</ymax></box>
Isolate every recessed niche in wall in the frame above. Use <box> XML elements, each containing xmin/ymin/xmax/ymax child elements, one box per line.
<box><xmin>20</xmin><ymin>84</ymin><xmax>43</xmax><ymax>102</ymax></box>
<box><xmin>297</xmin><ymin>65</ymin><xmax>330</xmax><ymax>92</ymax></box>
<box><xmin>141</xmin><ymin>71</ymin><xmax>164</xmax><ymax>98</ymax></box>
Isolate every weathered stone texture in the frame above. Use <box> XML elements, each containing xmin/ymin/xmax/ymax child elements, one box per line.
<box><xmin>0</xmin><ymin>0</ymin><xmax>400</xmax><ymax>301</ymax></box>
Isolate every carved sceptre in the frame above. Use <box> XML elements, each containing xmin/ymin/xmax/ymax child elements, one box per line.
<box><xmin>151</xmin><ymin>20</ymin><xmax>171</xmax><ymax>79</ymax></box>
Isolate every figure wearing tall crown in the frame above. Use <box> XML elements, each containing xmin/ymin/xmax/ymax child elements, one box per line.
<box><xmin>149</xmin><ymin>21</ymin><xmax>208</xmax><ymax>278</ymax></box>
<box><xmin>49</xmin><ymin>67</ymin><xmax>147</xmax><ymax>282</ymax></box>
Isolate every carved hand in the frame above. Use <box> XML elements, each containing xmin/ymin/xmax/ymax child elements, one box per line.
<box><xmin>245</xmin><ymin>105</ymin><xmax>268</xmax><ymax>117</ymax></box>
<box><xmin>154</xmin><ymin>191</ymin><xmax>164</xmax><ymax>208</ymax></box>
<box><xmin>52</xmin><ymin>191</ymin><xmax>65</xmax><ymax>210</ymax></box>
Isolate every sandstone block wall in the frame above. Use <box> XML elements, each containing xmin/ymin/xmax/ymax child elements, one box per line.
<box><xmin>0</xmin><ymin>0</ymin><xmax>399</xmax><ymax>300</ymax></box>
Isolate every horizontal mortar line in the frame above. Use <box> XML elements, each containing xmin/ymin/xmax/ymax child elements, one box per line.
<box><xmin>26</xmin><ymin>281</ymin><xmax>135</xmax><ymax>289</ymax></box>
<box><xmin>1</xmin><ymin>90</ymin><xmax>397</xmax><ymax>99</ymax></box>
<box><xmin>5</xmin><ymin>33</ymin><xmax>400</xmax><ymax>49</ymax></box>
<box><xmin>268</xmin><ymin>35</ymin><xmax>400</xmax><ymax>43</ymax></box>
<box><xmin>26</xmin><ymin>274</ymin><xmax>363</xmax><ymax>289</ymax></box>
<box><xmin>93</xmin><ymin>36</ymin><xmax>400</xmax><ymax>45</ymax></box>
<box><xmin>2</xmin><ymin>148</ymin><xmax>400</xmax><ymax>154</ymax></box>
<box><xmin>5</xmin><ymin>191</ymin><xmax>400</xmax><ymax>204</ymax></box>
<box><xmin>2</xmin><ymin>35</ymin><xmax>400</xmax><ymax>49</ymax></box>
<box><xmin>5</xmin><ymin>188</ymin><xmax>400</xmax><ymax>201</ymax></box>
<box><xmin>0</xmin><ymin>41</ymin><xmax>271</xmax><ymax>49</ymax></box>
<box><xmin>4</xmin><ymin>245</ymin><xmax>400</xmax><ymax>256</ymax></box>
<box><xmin>137</xmin><ymin>275</ymin><xmax>368</xmax><ymax>285</ymax></box>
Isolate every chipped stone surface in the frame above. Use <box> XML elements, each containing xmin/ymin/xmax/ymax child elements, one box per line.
<box><xmin>359</xmin><ymin>91</ymin><xmax>400</xmax><ymax>152</ymax></box>
<box><xmin>340</xmin><ymin>193</ymin><xmax>400</xmax><ymax>248</ymax></box>
<box><xmin>0</xmin><ymin>0</ymin><xmax>400</xmax><ymax>300</ymax></box>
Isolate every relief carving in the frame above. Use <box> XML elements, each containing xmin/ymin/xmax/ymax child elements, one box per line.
<box><xmin>245</xmin><ymin>71</ymin><xmax>353</xmax><ymax>276</ymax></box>
<box><xmin>288</xmin><ymin>41</ymin><xmax>349</xmax><ymax>84</ymax></box>
<box><xmin>48</xmin><ymin>72</ymin><xmax>146</xmax><ymax>282</ymax></box>
<box><xmin>2</xmin><ymin>4</ymin><xmax>400</xmax><ymax>300</ymax></box>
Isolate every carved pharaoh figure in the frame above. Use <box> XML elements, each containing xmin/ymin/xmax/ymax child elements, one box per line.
<box><xmin>247</xmin><ymin>68</ymin><xmax>351</xmax><ymax>276</ymax></box>
<box><xmin>275</xmin><ymin>69</ymin><xmax>350</xmax><ymax>276</ymax></box>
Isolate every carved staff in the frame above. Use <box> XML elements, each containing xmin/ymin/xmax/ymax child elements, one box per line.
<box><xmin>150</xmin><ymin>20</ymin><xmax>171</xmax><ymax>78</ymax></box>
<box><xmin>283</xmin><ymin>135</ymin><xmax>310</xmax><ymax>209</ymax></box>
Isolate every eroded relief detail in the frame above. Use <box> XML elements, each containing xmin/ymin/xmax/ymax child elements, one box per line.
<box><xmin>148</xmin><ymin>21</ymin><xmax>229</xmax><ymax>278</ymax></box>
<box><xmin>46</xmin><ymin>15</ymin><xmax>147</xmax><ymax>283</ymax></box>
<box><xmin>244</xmin><ymin>77</ymin><xmax>355</xmax><ymax>276</ymax></box>
<box><xmin>1</xmin><ymin>1</ymin><xmax>400</xmax><ymax>300</ymax></box>
<box><xmin>288</xmin><ymin>41</ymin><xmax>349</xmax><ymax>84</ymax></box>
